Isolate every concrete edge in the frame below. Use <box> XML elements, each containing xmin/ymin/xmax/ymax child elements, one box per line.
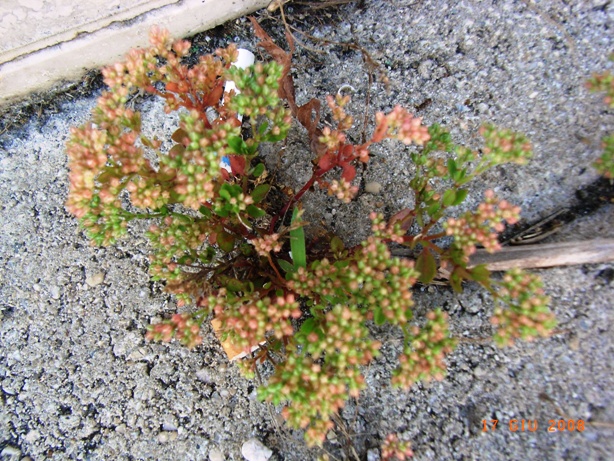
<box><xmin>0</xmin><ymin>0</ymin><xmax>176</xmax><ymax>65</ymax></box>
<box><xmin>0</xmin><ymin>0</ymin><xmax>270</xmax><ymax>108</ymax></box>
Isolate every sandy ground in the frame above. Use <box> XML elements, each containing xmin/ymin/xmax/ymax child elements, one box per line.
<box><xmin>1</xmin><ymin>1</ymin><xmax>613</xmax><ymax>460</ymax></box>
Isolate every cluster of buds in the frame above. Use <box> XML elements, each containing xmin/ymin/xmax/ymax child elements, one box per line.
<box><xmin>373</xmin><ymin>105</ymin><xmax>431</xmax><ymax>145</ymax></box>
<box><xmin>392</xmin><ymin>309</ymin><xmax>456</xmax><ymax>389</ymax></box>
<box><xmin>78</xmin><ymin>201</ymin><xmax>128</xmax><ymax>246</ymax></box>
<box><xmin>288</xmin><ymin>259</ymin><xmax>338</xmax><ymax>297</ymax></box>
<box><xmin>126</xmin><ymin>178</ymin><xmax>170</xmax><ymax>209</ymax></box>
<box><xmin>260</xmin><ymin>348</ymin><xmax>365</xmax><ymax>447</ymax></box>
<box><xmin>301</xmin><ymin>305</ymin><xmax>381</xmax><ymax>368</ymax></box>
<box><xmin>288</xmin><ymin>232</ymin><xmax>417</xmax><ymax>326</ymax></box>
<box><xmin>354</xmin><ymin>236</ymin><xmax>418</xmax><ymax>324</ymax></box>
<box><xmin>146</xmin><ymin>313</ymin><xmax>203</xmax><ymax>348</ymax></box>
<box><xmin>444</xmin><ymin>190</ymin><xmax>520</xmax><ymax>261</ymax></box>
<box><xmin>146</xmin><ymin>216</ymin><xmax>209</xmax><ymax>281</ymax></box>
<box><xmin>594</xmin><ymin>134</ymin><xmax>614</xmax><ymax>179</ymax></box>
<box><xmin>251</xmin><ymin>233</ymin><xmax>283</xmax><ymax>256</ymax></box>
<box><xmin>166</xmin><ymin>112</ymin><xmax>241</xmax><ymax>210</ymax></box>
<box><xmin>326</xmin><ymin>94</ymin><xmax>353</xmax><ymax>131</ymax></box>
<box><xmin>586</xmin><ymin>67</ymin><xmax>614</xmax><ymax>178</ymax></box>
<box><xmin>478</xmin><ymin>124</ymin><xmax>533</xmax><ymax>166</ymax></box>
<box><xmin>212</xmin><ymin>292</ymin><xmax>301</xmax><ymax>351</ymax></box>
<box><xmin>586</xmin><ymin>67</ymin><xmax>614</xmax><ymax>108</ymax></box>
<box><xmin>381</xmin><ymin>433</ymin><xmax>414</xmax><ymax>461</ymax></box>
<box><xmin>491</xmin><ymin>268</ymin><xmax>556</xmax><ymax>346</ymax></box>
<box><xmin>370</xmin><ymin>211</ymin><xmax>405</xmax><ymax>244</ymax></box>
<box><xmin>327</xmin><ymin>178</ymin><xmax>358</xmax><ymax>203</ymax></box>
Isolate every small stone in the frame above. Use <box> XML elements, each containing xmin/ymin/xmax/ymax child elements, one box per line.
<box><xmin>241</xmin><ymin>438</ymin><xmax>272</xmax><ymax>461</ymax></box>
<box><xmin>85</xmin><ymin>272</ymin><xmax>105</xmax><ymax>287</ymax></box>
<box><xmin>365</xmin><ymin>182</ymin><xmax>382</xmax><ymax>194</ymax></box>
<box><xmin>367</xmin><ymin>448</ymin><xmax>381</xmax><ymax>461</ymax></box>
<box><xmin>158</xmin><ymin>431</ymin><xmax>173</xmax><ymax>443</ymax></box>
<box><xmin>25</xmin><ymin>430</ymin><xmax>40</xmax><ymax>442</ymax></box>
<box><xmin>209</xmin><ymin>447</ymin><xmax>225</xmax><ymax>461</ymax></box>
<box><xmin>0</xmin><ymin>446</ymin><xmax>21</xmax><ymax>457</ymax></box>
<box><xmin>418</xmin><ymin>59</ymin><xmax>434</xmax><ymax>79</ymax></box>
<box><xmin>473</xmin><ymin>366</ymin><xmax>487</xmax><ymax>378</ymax></box>
<box><xmin>196</xmin><ymin>368</ymin><xmax>213</xmax><ymax>383</ymax></box>
<box><xmin>59</xmin><ymin>415</ymin><xmax>81</xmax><ymax>432</ymax></box>
<box><xmin>49</xmin><ymin>285</ymin><xmax>60</xmax><ymax>299</ymax></box>
<box><xmin>477</xmin><ymin>103</ymin><xmax>489</xmax><ymax>114</ymax></box>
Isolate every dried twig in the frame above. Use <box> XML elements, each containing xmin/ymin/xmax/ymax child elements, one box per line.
<box><xmin>468</xmin><ymin>238</ymin><xmax>614</xmax><ymax>271</ymax></box>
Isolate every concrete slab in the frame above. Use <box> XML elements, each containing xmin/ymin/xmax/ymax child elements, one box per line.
<box><xmin>0</xmin><ymin>0</ymin><xmax>269</xmax><ymax>107</ymax></box>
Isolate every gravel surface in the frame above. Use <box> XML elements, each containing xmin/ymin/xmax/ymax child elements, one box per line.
<box><xmin>1</xmin><ymin>1</ymin><xmax>613</xmax><ymax>460</ymax></box>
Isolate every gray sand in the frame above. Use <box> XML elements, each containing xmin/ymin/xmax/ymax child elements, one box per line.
<box><xmin>1</xmin><ymin>1</ymin><xmax>613</xmax><ymax>459</ymax></box>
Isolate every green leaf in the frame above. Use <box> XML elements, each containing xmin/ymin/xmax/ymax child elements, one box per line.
<box><xmin>299</xmin><ymin>318</ymin><xmax>316</xmax><ymax>335</ymax></box>
<box><xmin>331</xmin><ymin>236</ymin><xmax>345</xmax><ymax>253</ymax></box>
<box><xmin>227</xmin><ymin>135</ymin><xmax>248</xmax><ymax>155</ymax></box>
<box><xmin>251</xmin><ymin>163</ymin><xmax>265</xmax><ymax>177</ymax></box>
<box><xmin>334</xmin><ymin>260</ymin><xmax>349</xmax><ymax>269</ymax></box>
<box><xmin>442</xmin><ymin>189</ymin><xmax>457</xmax><ymax>207</ymax></box>
<box><xmin>258</xmin><ymin>121</ymin><xmax>269</xmax><ymax>135</ymax></box>
<box><xmin>416</xmin><ymin>249</ymin><xmax>437</xmax><ymax>284</ymax></box>
<box><xmin>217</xmin><ymin>230</ymin><xmax>236</xmax><ymax>253</ymax></box>
<box><xmin>447</xmin><ymin>158</ymin><xmax>457</xmax><ymax>176</ymax></box>
<box><xmin>452</xmin><ymin>188</ymin><xmax>468</xmax><ymax>206</ymax></box>
<box><xmin>246</xmin><ymin>204</ymin><xmax>266</xmax><ymax>218</ymax></box>
<box><xmin>450</xmin><ymin>270</ymin><xmax>463</xmax><ymax>293</ymax></box>
<box><xmin>220</xmin><ymin>276</ymin><xmax>244</xmax><ymax>293</ymax></box>
<box><xmin>277</xmin><ymin>259</ymin><xmax>296</xmax><ymax>274</ymax></box>
<box><xmin>199</xmin><ymin>206</ymin><xmax>212</xmax><ymax>218</ymax></box>
<box><xmin>427</xmin><ymin>202</ymin><xmax>441</xmax><ymax>217</ymax></box>
<box><xmin>290</xmin><ymin>208</ymin><xmax>307</xmax><ymax>269</ymax></box>
<box><xmin>251</xmin><ymin>184</ymin><xmax>270</xmax><ymax>203</ymax></box>
<box><xmin>218</xmin><ymin>184</ymin><xmax>232</xmax><ymax>200</ymax></box>
<box><xmin>454</xmin><ymin>169</ymin><xmax>467</xmax><ymax>184</ymax></box>
<box><xmin>374</xmin><ymin>306</ymin><xmax>386</xmax><ymax>325</ymax></box>
<box><xmin>468</xmin><ymin>264</ymin><xmax>491</xmax><ymax>287</ymax></box>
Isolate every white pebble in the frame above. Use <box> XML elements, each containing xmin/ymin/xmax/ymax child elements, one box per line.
<box><xmin>241</xmin><ymin>438</ymin><xmax>272</xmax><ymax>461</ymax></box>
<box><xmin>0</xmin><ymin>446</ymin><xmax>21</xmax><ymax>458</ymax></box>
<box><xmin>209</xmin><ymin>447</ymin><xmax>225</xmax><ymax>461</ymax></box>
<box><xmin>365</xmin><ymin>182</ymin><xmax>382</xmax><ymax>194</ymax></box>
<box><xmin>85</xmin><ymin>272</ymin><xmax>105</xmax><ymax>287</ymax></box>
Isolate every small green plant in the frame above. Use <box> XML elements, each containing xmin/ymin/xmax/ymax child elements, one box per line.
<box><xmin>586</xmin><ymin>55</ymin><xmax>614</xmax><ymax>179</ymax></box>
<box><xmin>66</xmin><ymin>22</ymin><xmax>558</xmax><ymax>446</ymax></box>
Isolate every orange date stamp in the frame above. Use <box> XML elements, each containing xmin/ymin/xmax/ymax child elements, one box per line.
<box><xmin>482</xmin><ymin>419</ymin><xmax>585</xmax><ymax>433</ymax></box>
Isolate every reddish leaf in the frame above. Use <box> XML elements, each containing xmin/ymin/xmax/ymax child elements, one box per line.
<box><xmin>220</xmin><ymin>168</ymin><xmax>230</xmax><ymax>181</ymax></box>
<box><xmin>318</xmin><ymin>153</ymin><xmax>336</xmax><ymax>170</ymax></box>
<box><xmin>390</xmin><ymin>208</ymin><xmax>414</xmax><ymax>231</ymax></box>
<box><xmin>171</xmin><ymin>128</ymin><xmax>189</xmax><ymax>145</ymax></box>
<box><xmin>217</xmin><ymin>229</ymin><xmax>236</xmax><ymax>253</ymax></box>
<box><xmin>341</xmin><ymin>163</ymin><xmax>356</xmax><ymax>182</ymax></box>
<box><xmin>166</xmin><ymin>82</ymin><xmax>179</xmax><ymax>93</ymax></box>
<box><xmin>229</xmin><ymin>156</ymin><xmax>246</xmax><ymax>175</ymax></box>
<box><xmin>371</xmin><ymin>116</ymin><xmax>389</xmax><ymax>142</ymax></box>
<box><xmin>340</xmin><ymin>144</ymin><xmax>355</xmax><ymax>161</ymax></box>
<box><xmin>203</xmin><ymin>81</ymin><xmax>225</xmax><ymax>107</ymax></box>
<box><xmin>249</xmin><ymin>17</ymin><xmax>295</xmax><ymax>108</ymax></box>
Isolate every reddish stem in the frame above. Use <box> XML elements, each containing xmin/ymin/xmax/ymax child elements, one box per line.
<box><xmin>268</xmin><ymin>166</ymin><xmax>329</xmax><ymax>232</ymax></box>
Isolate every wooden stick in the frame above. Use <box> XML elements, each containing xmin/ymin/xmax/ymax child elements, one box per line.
<box><xmin>468</xmin><ymin>238</ymin><xmax>614</xmax><ymax>271</ymax></box>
